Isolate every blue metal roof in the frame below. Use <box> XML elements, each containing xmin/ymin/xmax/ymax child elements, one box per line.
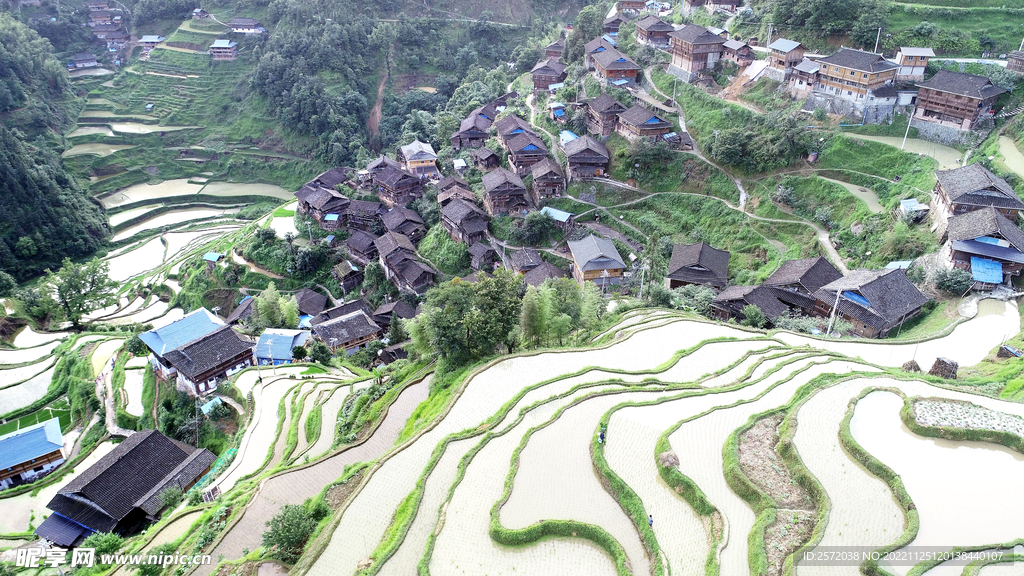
<box><xmin>612</xmin><ymin>79</ymin><xmax>629</xmax><ymax>86</ymax></box>
<box><xmin>325</xmin><ymin>235</ymin><xmax>335</xmax><ymax>243</ymax></box>
<box><xmin>541</xmin><ymin>206</ymin><xmax>573</xmax><ymax>223</ymax></box>
<box><xmin>975</xmin><ymin>236</ymin><xmax>1004</xmax><ymax>246</ymax></box>
<box><xmin>553</xmin><ymin>109</ymin><xmax>565</xmax><ymax>117</ymax></box>
<box><xmin>139</xmin><ymin>308</ymin><xmax>223</xmax><ymax>356</ymax></box>
<box><xmin>971</xmin><ymin>257</ymin><xmax>1003</xmax><ymax>284</ymax></box>
<box><xmin>256</xmin><ymin>329</ymin><xmax>311</xmax><ymax>361</ymax></box>
<box><xmin>885</xmin><ymin>260</ymin><xmax>913</xmax><ymax>269</ymax></box>
<box><xmin>200</xmin><ymin>397</ymin><xmax>222</xmax><ymax>415</ymax></box>
<box><xmin>842</xmin><ymin>291</ymin><xmax>871</xmax><ymax>308</ymax></box>
<box><xmin>524</xmin><ymin>144</ymin><xmax>540</xmax><ymax>151</ymax></box>
<box><xmin>298</xmin><ymin>314</ymin><xmax>312</xmax><ymax>328</ymax></box>
<box><xmin>202</xmin><ymin>252</ymin><xmax>223</xmax><ymax>262</ymax></box>
<box><xmin>324</xmin><ymin>214</ymin><xmax>340</xmax><ymax>221</ymax></box>
<box><xmin>0</xmin><ymin>418</ymin><xmax>63</xmax><ymax>469</ymax></box>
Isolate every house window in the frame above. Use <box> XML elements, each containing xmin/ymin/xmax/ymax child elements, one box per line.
<box><xmin>863</xmin><ymin>73</ymin><xmax>868</xmax><ymax>79</ymax></box>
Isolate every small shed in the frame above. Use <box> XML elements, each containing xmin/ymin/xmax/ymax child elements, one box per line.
<box><xmin>202</xmin><ymin>252</ymin><xmax>223</xmax><ymax>271</ymax></box>
<box><xmin>540</xmin><ymin>206</ymin><xmax>574</xmax><ymax>231</ymax></box>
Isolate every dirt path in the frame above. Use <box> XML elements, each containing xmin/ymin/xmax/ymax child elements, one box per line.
<box><xmin>525</xmin><ymin>94</ymin><xmax>564</xmax><ymax>164</ymax></box>
<box><xmin>367</xmin><ymin>61</ymin><xmax>389</xmax><ymax>153</ymax></box>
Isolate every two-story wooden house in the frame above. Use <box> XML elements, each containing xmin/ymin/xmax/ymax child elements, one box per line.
<box><xmin>544</xmin><ymin>39</ymin><xmax>565</xmax><ymax>59</ymax></box>
<box><xmin>664</xmin><ymin>242</ymin><xmax>730</xmax><ymax>289</ymax></box>
<box><xmin>568</xmin><ymin>235</ymin><xmax>625</xmax><ymax>287</ymax></box>
<box><xmin>616</xmin><ymin>104</ymin><xmax>674</xmax><ymax>141</ymax></box>
<box><xmin>635</xmin><ymin>15</ymin><xmax>674</xmax><ymax>48</ymax></box>
<box><xmin>346</xmin><ymin>230</ymin><xmax>379</xmax><ymax>266</ymax></box>
<box><xmin>593</xmin><ymin>49</ymin><xmax>641</xmax><ymax>87</ymax></box>
<box><xmin>668</xmin><ymin>25</ymin><xmax>725</xmax><ymax>82</ymax></box>
<box><xmin>441</xmin><ymin>198</ymin><xmax>489</xmax><ymax>244</ymax></box>
<box><xmin>228</xmin><ymin>17</ymin><xmax>265</xmax><ymax>33</ymax></box>
<box><xmin>482</xmin><ymin>168</ymin><xmax>530</xmax><ymax>216</ymax></box>
<box><xmin>811</xmin><ymin>47</ymin><xmax>898</xmax><ymax>110</ymax></box>
<box><xmin>604</xmin><ymin>13</ymin><xmax>629</xmax><ymax>34</ymax></box>
<box><xmin>495</xmin><ymin>114</ymin><xmax>536</xmax><ymax>147</ymax></box>
<box><xmin>812</xmin><ymin>269</ymin><xmax>929</xmax><ymax>339</ymax></box>
<box><xmin>382</xmin><ymin>206</ymin><xmax>427</xmax><ymax>243</ymax></box>
<box><xmin>585</xmin><ymin>37</ymin><xmax>617</xmax><ymax>71</ymax></box>
<box><xmin>375</xmin><ymin>232</ymin><xmax>436</xmax><ymax>295</ymax></box>
<box><xmin>530</xmin><ymin>157</ymin><xmax>566</xmax><ymax>203</ymax></box>
<box><xmin>722</xmin><ymin>39</ymin><xmax>754</xmax><ymax>66</ymax></box>
<box><xmin>931</xmin><ymin>163</ymin><xmax>1024</xmax><ymax>235</ymax></box>
<box><xmin>944</xmin><ymin>206</ymin><xmax>1024</xmax><ymax>290</ymax></box>
<box><xmin>450</xmin><ymin>103</ymin><xmax>497</xmax><ymax>150</ymax></box>
<box><xmin>585</xmin><ymin>94</ymin><xmax>628</xmax><ymax>136</ymax></box>
<box><xmin>505</xmin><ymin>132</ymin><xmax>549</xmax><ymax>174</ymax></box>
<box><xmin>374</xmin><ymin>166</ymin><xmax>423</xmax><ymax>207</ymax></box>
<box><xmin>765</xmin><ymin>38</ymin><xmax>804</xmax><ymax>82</ymax></box>
<box><xmin>209</xmin><ymin>39</ymin><xmax>238</xmax><ymax>61</ymax></box>
<box><xmin>398</xmin><ymin>139</ymin><xmax>440</xmax><ymax>180</ymax></box>
<box><xmin>0</xmin><ymin>419</ymin><xmax>65</xmax><ymax>490</ymax></box>
<box><xmin>531</xmin><ymin>57</ymin><xmax>567</xmax><ymax>92</ymax></box>
<box><xmin>472</xmin><ymin>146</ymin><xmax>500</xmax><ymax>170</ymax></box>
<box><xmin>294</xmin><ymin>184</ymin><xmax>351</xmax><ymax>227</ymax></box>
<box><xmin>1008</xmin><ymin>50</ymin><xmax>1024</xmax><ymax>74</ymax></box>
<box><xmin>564</xmin><ymin>135</ymin><xmax>610</xmax><ymax>179</ymax></box>
<box><xmin>915</xmin><ymin>70</ymin><xmax>1006</xmax><ymax>131</ymax></box>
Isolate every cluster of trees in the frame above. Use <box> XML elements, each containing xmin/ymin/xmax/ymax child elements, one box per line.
<box><xmin>409</xmin><ymin>272</ymin><xmax>610</xmax><ymax>372</ymax></box>
<box><xmin>243</xmin><ymin>282</ymin><xmax>301</xmax><ymax>331</ymax></box>
<box><xmin>158</xmin><ymin>390</ymin><xmax>232</xmax><ymax>454</ymax></box>
<box><xmin>15</xmin><ymin>258</ymin><xmax>118</xmax><ymax>328</ymax></box>
<box><xmin>0</xmin><ymin>16</ymin><xmax>110</xmax><ymax>282</ymax></box>
<box><xmin>262</xmin><ymin>496</ymin><xmax>331</xmax><ymax>562</ymax></box>
<box><xmin>709</xmin><ymin>110</ymin><xmax>812</xmax><ymax>173</ymax></box>
<box><xmin>244</xmin><ymin>228</ymin><xmax>335</xmax><ymax>281</ymax></box>
<box><xmin>747</xmin><ymin>0</ymin><xmax>888</xmax><ymax>50</ymax></box>
<box><xmin>129</xmin><ymin>0</ymin><xmax>195</xmax><ymax>26</ymax></box>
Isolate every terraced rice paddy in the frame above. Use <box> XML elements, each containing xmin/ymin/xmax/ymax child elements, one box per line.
<box><xmin>112</xmin><ymin>207</ymin><xmax>241</xmax><ymax>241</ymax></box>
<box><xmin>105</xmin><ymin>238</ymin><xmax>167</xmax><ymax>281</ymax></box>
<box><xmin>123</xmin><ymin>369</ymin><xmax>145</xmax><ymax>417</ymax></box>
<box><xmin>61</xmin><ymin>143</ymin><xmax>136</xmax><ymax>158</ymax></box>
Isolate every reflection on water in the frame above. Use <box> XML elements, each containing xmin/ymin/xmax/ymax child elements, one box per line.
<box><xmin>851</xmin><ymin>391</ymin><xmax>1024</xmax><ymax>576</ymax></box>
<box><xmin>847</xmin><ymin>135</ymin><xmax>963</xmax><ymax>169</ymax></box>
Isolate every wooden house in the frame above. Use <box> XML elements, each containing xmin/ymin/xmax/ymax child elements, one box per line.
<box><xmin>375</xmin><ymin>232</ymin><xmax>436</xmax><ymax>295</ymax></box>
<box><xmin>398</xmin><ymin>139</ymin><xmax>440</xmax><ymax>180</ymax></box>
<box><xmin>568</xmin><ymin>235</ymin><xmax>625</xmax><ymax>287</ymax></box>
<box><xmin>505</xmin><ymin>132</ymin><xmax>549</xmax><ymax>174</ymax></box>
<box><xmin>332</xmin><ymin>260</ymin><xmax>364</xmax><ymax>293</ymax></box>
<box><xmin>944</xmin><ymin>207</ymin><xmax>1024</xmax><ymax>290</ymax></box>
<box><xmin>915</xmin><ymin>70</ymin><xmax>1006</xmax><ymax>131</ymax></box>
<box><xmin>635</xmin><ymin>15</ymin><xmax>674</xmax><ymax>48</ymax></box>
<box><xmin>312</xmin><ymin>310</ymin><xmax>381</xmax><ymax>352</ymax></box>
<box><xmin>450</xmin><ymin>104</ymin><xmax>496</xmax><ymax>150</ymax></box>
<box><xmin>617</xmin><ymin>0</ymin><xmax>646</xmax><ymax>12</ymax></box>
<box><xmin>482</xmin><ymin>168</ymin><xmax>530</xmax><ymax>216</ymax></box>
<box><xmin>765</xmin><ymin>38</ymin><xmax>804</xmax><ymax>81</ymax></box>
<box><xmin>523</xmin><ymin>262</ymin><xmax>569</xmax><ymax>286</ymax></box>
<box><xmin>593</xmin><ymin>48</ymin><xmax>641</xmax><ymax>87</ymax></box>
<box><xmin>540</xmin><ymin>206</ymin><xmax>574</xmax><ymax>231</ymax></box>
<box><xmin>89</xmin><ymin>10</ymin><xmax>112</xmax><ymax>25</ymax></box>
<box><xmin>468</xmin><ymin>242</ymin><xmax>497</xmax><ymax>271</ymax></box>
<box><xmin>586</xmin><ymin>94</ymin><xmax>628</xmax><ymax>136</ymax></box>
<box><xmin>788</xmin><ymin>59</ymin><xmax>820</xmax><ymax>98</ymax></box>
<box><xmin>763</xmin><ymin>256</ymin><xmax>842</xmax><ymax>295</ymax></box>
<box><xmin>544</xmin><ymin>39</ymin><xmax>565</xmax><ymax>59</ymax></box>
<box><xmin>374</xmin><ymin>166</ymin><xmax>422</xmax><ymax>207</ymax></box>
<box><xmin>138</xmin><ymin>35</ymin><xmax>165</xmax><ymax>49</ymax></box>
<box><xmin>603</xmin><ymin>13</ymin><xmax>628</xmax><ymax>34</ymax></box>
<box><xmin>616</xmin><ymin>104</ymin><xmax>673</xmax><ymax>141</ymax></box>
<box><xmin>372</xmin><ymin>301</ymin><xmax>416</xmax><ymax>328</ymax></box>
<box><xmin>894</xmin><ymin>47</ymin><xmax>934</xmax><ymax>81</ymax></box>
<box><xmin>346</xmin><ymin>230</ymin><xmax>379</xmax><ymax>266</ymax></box>
<box><xmin>472</xmin><ymin>146</ymin><xmax>500</xmax><ymax>170</ymax></box>
<box><xmin>722</xmin><ymin>39</ymin><xmax>754</xmax><ymax>66</ymax></box>
<box><xmin>0</xmin><ymin>419</ymin><xmax>64</xmax><ymax>490</ymax></box>
<box><xmin>811</xmin><ymin>48</ymin><xmax>898</xmax><ymax>107</ymax></box>
<box><xmin>442</xmin><ymin>198</ymin><xmax>489</xmax><ymax>244</ymax></box>
<box><xmin>813</xmin><ymin>269</ymin><xmax>928</xmax><ymax>338</ymax></box>
<box><xmin>345</xmin><ymin>200</ymin><xmax>386</xmax><ymax>232</ymax></box>
<box><xmin>382</xmin><ymin>206</ymin><xmax>427</xmax><ymax>243</ymax></box>
<box><xmin>668</xmin><ymin>25</ymin><xmax>725</xmax><ymax>82</ymax></box>
<box><xmin>209</xmin><ymin>39</ymin><xmax>238</xmax><ymax>61</ymax></box>
<box><xmin>495</xmin><ymin>114</ymin><xmax>536</xmax><ymax>147</ymax></box>
<box><xmin>564</xmin><ymin>135</ymin><xmax>610</xmax><ymax>179</ymax></box>
<box><xmin>530</xmin><ymin>157</ymin><xmax>566</xmax><ymax>202</ymax></box>
<box><xmin>294</xmin><ymin>184</ymin><xmax>350</xmax><ymax>228</ymax></box>
<box><xmin>511</xmin><ymin>248</ymin><xmax>543</xmax><ymax>273</ymax></box>
<box><xmin>931</xmin><ymin>163</ymin><xmax>1024</xmax><ymax>233</ymax></box>
<box><xmin>162</xmin><ymin>325</ymin><xmax>254</xmax><ymax>396</ymax></box>
<box><xmin>531</xmin><ymin>57</ymin><xmax>568</xmax><ymax>92</ymax></box>
<box><xmin>438</xmin><ymin>184</ymin><xmax>476</xmax><ymax>207</ymax></box>
<box><xmin>36</xmin><ymin>431</ymin><xmax>214</xmax><ymax>547</ymax></box>
<box><xmin>682</xmin><ymin>0</ymin><xmax>740</xmax><ymax>14</ymax></box>
<box><xmin>68</xmin><ymin>52</ymin><xmax>98</xmax><ymax>69</ymax></box>
<box><xmin>1008</xmin><ymin>51</ymin><xmax>1024</xmax><ymax>74</ymax></box>
<box><xmin>664</xmin><ymin>242</ymin><xmax>730</xmax><ymax>289</ymax></box>
<box><xmin>228</xmin><ymin>17</ymin><xmax>265</xmax><ymax>34</ymax></box>
<box><xmin>711</xmin><ymin>284</ymin><xmax>818</xmax><ymax>325</ymax></box>
<box><xmin>585</xmin><ymin>37</ymin><xmax>617</xmax><ymax>71</ymax></box>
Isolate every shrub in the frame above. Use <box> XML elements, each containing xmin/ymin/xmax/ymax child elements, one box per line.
<box><xmin>82</xmin><ymin>532</ymin><xmax>124</xmax><ymax>557</ymax></box>
<box><xmin>291</xmin><ymin>346</ymin><xmax>308</xmax><ymax>361</ymax></box>
<box><xmin>160</xmin><ymin>486</ymin><xmax>184</xmax><ymax>510</ymax></box>
<box><xmin>262</xmin><ymin>504</ymin><xmax>319</xmax><ymax>563</ymax></box>
<box><xmin>934</xmin><ymin>267</ymin><xmax>973</xmax><ymax>295</ymax></box>
<box><xmin>740</xmin><ymin>304</ymin><xmax>766</xmax><ymax>328</ymax></box>
<box><xmin>309</xmin><ymin>342</ymin><xmax>332</xmax><ymax>366</ymax></box>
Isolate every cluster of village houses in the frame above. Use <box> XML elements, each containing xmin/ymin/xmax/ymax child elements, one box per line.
<box><xmin>60</xmin><ymin>3</ymin><xmax>266</xmax><ymax>72</ymax></box>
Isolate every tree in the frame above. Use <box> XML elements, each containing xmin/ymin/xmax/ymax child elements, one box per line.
<box><xmin>309</xmin><ymin>341</ymin><xmax>333</xmax><ymax>366</ymax></box>
<box><xmin>292</xmin><ymin>346</ymin><xmax>308</xmax><ymax>361</ymax></box>
<box><xmin>740</xmin><ymin>304</ymin><xmax>767</xmax><ymax>328</ymax></box>
<box><xmin>934</xmin><ymin>267</ymin><xmax>973</xmax><ymax>295</ymax></box>
<box><xmin>41</xmin><ymin>257</ymin><xmax>117</xmax><ymax>328</ymax></box>
<box><xmin>549</xmin><ymin>313</ymin><xmax>572</xmax><ymax>346</ymax></box>
<box><xmin>580</xmin><ymin>281</ymin><xmax>605</xmax><ymax>329</ymax></box>
<box><xmin>160</xmin><ymin>486</ymin><xmax>183</xmax><ymax>510</ymax></box>
<box><xmin>256</xmin><ymin>282</ymin><xmax>284</xmax><ymax>327</ymax></box>
<box><xmin>0</xmin><ymin>270</ymin><xmax>14</xmax><ymax>296</ymax></box>
<box><xmin>520</xmin><ymin>286</ymin><xmax>545</xmax><ymax>346</ymax></box>
<box><xmin>81</xmin><ymin>532</ymin><xmax>124</xmax><ymax>557</ymax></box>
<box><xmin>511</xmin><ymin>211</ymin><xmax>558</xmax><ymax>246</ymax></box>
<box><xmin>283</xmin><ymin>297</ymin><xmax>299</xmax><ymax>329</ymax></box>
<box><xmin>388</xmin><ymin>317</ymin><xmax>408</xmax><ymax>343</ymax></box>
<box><xmin>262</xmin><ymin>504</ymin><xmax>318</xmax><ymax>563</ymax></box>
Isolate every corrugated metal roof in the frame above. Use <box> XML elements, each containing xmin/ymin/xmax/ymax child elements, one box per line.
<box><xmin>768</xmin><ymin>38</ymin><xmax>801</xmax><ymax>53</ymax></box>
<box><xmin>139</xmin><ymin>308</ymin><xmax>223</xmax><ymax>356</ymax></box>
<box><xmin>971</xmin><ymin>257</ymin><xmax>1003</xmax><ymax>284</ymax></box>
<box><xmin>0</xmin><ymin>418</ymin><xmax>63</xmax><ymax>469</ymax></box>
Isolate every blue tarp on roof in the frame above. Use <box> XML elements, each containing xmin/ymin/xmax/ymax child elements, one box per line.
<box><xmin>524</xmin><ymin>144</ymin><xmax>539</xmax><ymax>150</ymax></box>
<box><xmin>203</xmin><ymin>252</ymin><xmax>223</xmax><ymax>262</ymax></box>
<box><xmin>511</xmin><ymin>128</ymin><xmax>524</xmax><ymax>134</ymax></box>
<box><xmin>548</xmin><ymin>82</ymin><xmax>565</xmax><ymax>91</ymax></box>
<box><xmin>560</xmin><ymin>130</ymin><xmax>579</xmax><ymax>145</ymax></box>
<box><xmin>0</xmin><ymin>418</ymin><xmax>63</xmax><ymax>469</ymax></box>
<box><xmin>553</xmin><ymin>109</ymin><xmax>565</xmax><ymax>117</ymax></box>
<box><xmin>644</xmin><ymin>116</ymin><xmax>661</xmax><ymax>123</ymax></box>
<box><xmin>842</xmin><ymin>291</ymin><xmax>871</xmax><ymax>308</ymax></box>
<box><xmin>952</xmin><ymin>240</ymin><xmax>1024</xmax><ymax>264</ymax></box>
<box><xmin>298</xmin><ymin>314</ymin><xmax>313</xmax><ymax>328</ymax></box>
<box><xmin>541</xmin><ymin>206</ymin><xmax>573</xmax><ymax>223</ymax></box>
<box><xmin>971</xmin><ymin>257</ymin><xmax>1003</xmax><ymax>284</ymax></box>
<box><xmin>975</xmin><ymin>236</ymin><xmax>1004</xmax><ymax>246</ymax></box>
<box><xmin>885</xmin><ymin>260</ymin><xmax>913</xmax><ymax>269</ymax></box>
<box><xmin>612</xmin><ymin>79</ymin><xmax>629</xmax><ymax>86</ymax></box>
<box><xmin>325</xmin><ymin>235</ymin><xmax>335</xmax><ymax>243</ymax></box>
<box><xmin>324</xmin><ymin>214</ymin><xmax>340</xmax><ymax>222</ymax></box>
<box><xmin>602</xmin><ymin>34</ymin><xmax>617</xmax><ymax>45</ymax></box>
<box><xmin>139</xmin><ymin>308</ymin><xmax>222</xmax><ymax>356</ymax></box>
<box><xmin>200</xmin><ymin>397</ymin><xmax>222</xmax><ymax>415</ymax></box>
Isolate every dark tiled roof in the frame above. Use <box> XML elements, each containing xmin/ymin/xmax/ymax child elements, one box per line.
<box><xmin>457</xmin><ymin>110</ymin><xmax>491</xmax><ymax>134</ymax></box>
<box><xmin>585</xmin><ymin>37</ymin><xmax>616</xmax><ymax>54</ymax></box>
<box><xmin>670</xmin><ymin>24</ymin><xmax>725</xmax><ymax>45</ymax></box>
<box><xmin>35</xmin><ymin>514</ymin><xmax>89</xmax><ymax>547</ymax></box>
<box><xmin>162</xmin><ymin>326</ymin><xmax>254</xmax><ymax>381</ymax></box>
<box><xmin>295</xmin><ymin>185</ymin><xmax>350</xmax><ymax>211</ymax></box>
<box><xmin>346</xmin><ymin>230</ymin><xmax>378</xmax><ymax>253</ymax></box>
<box><xmin>375</xmin><ymin>165</ymin><xmax>418</xmax><ymax>188</ymax></box>
<box><xmin>46</xmin><ymin>431</ymin><xmax>214</xmax><ymax>532</ymax></box>
<box><xmin>315</xmin><ymin>299</ymin><xmax>374</xmax><ymax>323</ymax></box>
<box><xmin>438</xmin><ymin>186</ymin><xmax>476</xmax><ymax>205</ymax></box>
<box><xmin>506</xmin><ymin>132</ymin><xmax>548</xmax><ymax>155</ymax></box>
<box><xmin>495</xmin><ymin>115</ymin><xmax>535</xmax><ymax>138</ymax></box>
<box><xmin>226</xmin><ymin>296</ymin><xmax>254</xmax><ymax>324</ymax></box>
<box><xmin>523</xmin><ymin>261</ymin><xmax>568</xmax><ymax>286</ymax></box>
<box><xmin>919</xmin><ymin>69</ymin><xmax>1006</xmax><ymax>100</ymax></box>
<box><xmin>229</xmin><ymin>17</ymin><xmax>260</xmax><ymax>26</ymax></box>
<box><xmin>618</xmin><ymin>104</ymin><xmax>670</xmax><ymax>127</ymax></box>
<box><xmin>442</xmin><ymin>198</ymin><xmax>488</xmax><ymax>232</ymax></box>
<box><xmin>345</xmin><ymin>199</ymin><xmax>384</xmax><ymax>218</ymax></box>
<box><xmin>367</xmin><ymin>155</ymin><xmax>401</xmax><ymax>173</ymax></box>
<box><xmin>438</xmin><ymin>175</ymin><xmax>469</xmax><ymax>192</ymax></box>
<box><xmin>947</xmin><ymin>207</ymin><xmax>1024</xmax><ymax>252</ymax></box>
<box><xmin>373</xmin><ymin>300</ymin><xmax>417</xmax><ymax>320</ymax></box>
<box><xmin>374</xmin><ymin>231</ymin><xmax>417</xmax><ymax>257</ymax></box>
<box><xmin>483</xmin><ymin>168</ymin><xmax>526</xmax><ymax>192</ymax></box>
<box><xmin>593</xmin><ymin>48</ymin><xmax>640</xmax><ymax>71</ymax></box>
<box><xmin>511</xmin><ymin>248</ymin><xmax>543</xmax><ymax>271</ymax></box>
<box><xmin>604</xmin><ymin>13</ymin><xmax>628</xmax><ymax>25</ymax></box>
<box><xmin>313</xmin><ymin>310</ymin><xmax>381</xmax><ymax>346</ymax></box>
<box><xmin>293</xmin><ymin>288</ymin><xmax>327</xmax><ymax>316</ymax></box>
<box><xmin>312</xmin><ymin>167</ymin><xmax>349</xmax><ymax>189</ymax></box>
<box><xmin>763</xmin><ymin>256</ymin><xmax>842</xmax><ymax>293</ymax></box>
<box><xmin>394</xmin><ymin>259</ymin><xmax>436</xmax><ymax>287</ymax></box>
<box><xmin>531</xmin><ymin>157</ymin><xmax>563</xmax><ymax>179</ymax></box>
<box><xmin>568</xmin><ymin>235</ymin><xmax>626</xmax><ymax>271</ymax></box>
<box><xmin>588</xmin><ymin>93</ymin><xmax>628</xmax><ymax>114</ymax></box>
<box><xmin>382</xmin><ymin>206</ymin><xmax>425</xmax><ymax>232</ymax></box>
<box><xmin>815</xmin><ymin>47</ymin><xmax>897</xmax><ymax>73</ymax></box>
<box><xmin>813</xmin><ymin>269</ymin><xmax>929</xmax><ymax>331</ymax></box>
<box><xmin>545</xmin><ymin>39</ymin><xmax>564</xmax><ymax>50</ymax></box>
<box><xmin>473</xmin><ymin>146</ymin><xmax>498</xmax><ymax>160</ymax></box>
<box><xmin>666</xmin><ymin>242</ymin><xmax>730</xmax><ymax>288</ymax></box>
<box><xmin>936</xmin><ymin>163</ymin><xmax>1023</xmax><ymax>210</ymax></box>
<box><xmin>636</xmin><ymin>14</ymin><xmax>674</xmax><ymax>32</ymax></box>
<box><xmin>468</xmin><ymin>242</ymin><xmax>496</xmax><ymax>259</ymax></box>
<box><xmin>532</xmin><ymin>57</ymin><xmax>567</xmax><ymax>76</ymax></box>
<box><xmin>564</xmin><ymin>135</ymin><xmax>610</xmax><ymax>159</ymax></box>
<box><xmin>136</xmin><ymin>448</ymin><xmax>216</xmax><ymax>515</ymax></box>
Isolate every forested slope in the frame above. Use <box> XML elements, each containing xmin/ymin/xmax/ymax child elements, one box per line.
<box><xmin>0</xmin><ymin>13</ymin><xmax>109</xmax><ymax>282</ymax></box>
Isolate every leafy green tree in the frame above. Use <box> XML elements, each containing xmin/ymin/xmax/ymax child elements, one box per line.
<box><xmin>257</xmin><ymin>282</ymin><xmax>284</xmax><ymax>327</ymax></box>
<box><xmin>81</xmin><ymin>532</ymin><xmax>124</xmax><ymax>556</ymax></box>
<box><xmin>292</xmin><ymin>346</ymin><xmax>308</xmax><ymax>361</ymax></box>
<box><xmin>0</xmin><ymin>270</ymin><xmax>14</xmax><ymax>297</ymax></box>
<box><xmin>520</xmin><ymin>285</ymin><xmax>544</xmax><ymax>346</ymax></box>
<box><xmin>160</xmin><ymin>486</ymin><xmax>183</xmax><ymax>510</ymax></box>
<box><xmin>549</xmin><ymin>313</ymin><xmax>572</xmax><ymax>346</ymax></box>
<box><xmin>670</xmin><ymin>285</ymin><xmax>716</xmax><ymax>317</ymax></box>
<box><xmin>934</xmin><ymin>268</ymin><xmax>973</xmax><ymax>295</ymax></box>
<box><xmin>388</xmin><ymin>317</ymin><xmax>408</xmax><ymax>343</ymax></box>
<box><xmin>580</xmin><ymin>281</ymin><xmax>605</xmax><ymax>329</ymax></box>
<box><xmin>740</xmin><ymin>304</ymin><xmax>767</xmax><ymax>328</ymax></box>
<box><xmin>309</xmin><ymin>341</ymin><xmax>333</xmax><ymax>366</ymax></box>
<box><xmin>42</xmin><ymin>257</ymin><xmax>117</xmax><ymax>328</ymax></box>
<box><xmin>283</xmin><ymin>297</ymin><xmax>300</xmax><ymax>329</ymax></box>
<box><xmin>262</xmin><ymin>504</ymin><xmax>318</xmax><ymax>563</ymax></box>
<box><xmin>511</xmin><ymin>211</ymin><xmax>558</xmax><ymax>246</ymax></box>
<box><xmin>136</xmin><ymin>543</ymin><xmax>177</xmax><ymax>576</ymax></box>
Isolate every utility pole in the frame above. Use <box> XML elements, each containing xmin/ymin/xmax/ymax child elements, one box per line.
<box><xmin>874</xmin><ymin>27</ymin><xmax>882</xmax><ymax>53</ymax></box>
<box><xmin>1019</xmin><ymin>35</ymin><xmax>1023</xmax><ymax>51</ymax></box>
<box><xmin>766</xmin><ymin>23</ymin><xmax>773</xmax><ymax>48</ymax></box>
<box><xmin>825</xmin><ymin>290</ymin><xmax>842</xmax><ymax>337</ymax></box>
<box><xmin>901</xmin><ymin>105</ymin><xmax>915</xmax><ymax>150</ymax></box>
